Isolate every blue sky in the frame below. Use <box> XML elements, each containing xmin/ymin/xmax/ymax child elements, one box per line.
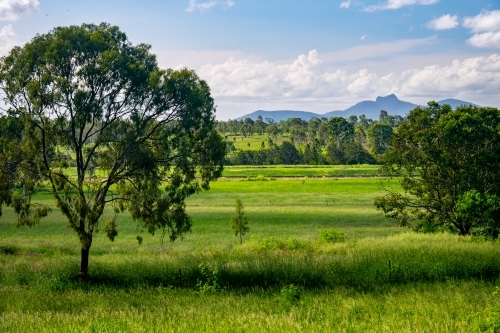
<box><xmin>1</xmin><ymin>0</ymin><xmax>499</xmax><ymax>119</ymax></box>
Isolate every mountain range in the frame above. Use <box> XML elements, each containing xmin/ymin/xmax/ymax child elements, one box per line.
<box><xmin>236</xmin><ymin>94</ymin><xmax>479</xmax><ymax>122</ymax></box>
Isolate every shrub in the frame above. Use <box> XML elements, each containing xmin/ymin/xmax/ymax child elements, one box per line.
<box><xmin>318</xmin><ymin>228</ymin><xmax>345</xmax><ymax>243</ymax></box>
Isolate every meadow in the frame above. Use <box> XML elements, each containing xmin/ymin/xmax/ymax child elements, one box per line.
<box><xmin>0</xmin><ymin>171</ymin><xmax>499</xmax><ymax>332</ymax></box>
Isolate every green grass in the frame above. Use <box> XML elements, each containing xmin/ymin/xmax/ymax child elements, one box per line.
<box><xmin>0</xmin><ymin>281</ymin><xmax>498</xmax><ymax>332</ymax></box>
<box><xmin>1</xmin><ymin>172</ymin><xmax>499</xmax><ymax>331</ymax></box>
<box><xmin>222</xmin><ymin>165</ymin><xmax>383</xmax><ymax>177</ymax></box>
<box><xmin>50</xmin><ymin>164</ymin><xmax>385</xmax><ymax>180</ymax></box>
<box><xmin>226</xmin><ymin>133</ymin><xmax>289</xmax><ymax>151</ymax></box>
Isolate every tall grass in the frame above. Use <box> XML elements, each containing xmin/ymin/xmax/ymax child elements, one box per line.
<box><xmin>1</xmin><ymin>175</ymin><xmax>499</xmax><ymax>331</ymax></box>
<box><xmin>1</xmin><ymin>233</ymin><xmax>499</xmax><ymax>291</ymax></box>
<box><xmin>0</xmin><ymin>280</ymin><xmax>498</xmax><ymax>332</ymax></box>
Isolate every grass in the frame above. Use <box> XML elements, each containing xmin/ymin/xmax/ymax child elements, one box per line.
<box><xmin>225</xmin><ymin>133</ymin><xmax>289</xmax><ymax>151</ymax></box>
<box><xmin>0</xmin><ymin>170</ymin><xmax>499</xmax><ymax>331</ymax></box>
<box><xmin>43</xmin><ymin>164</ymin><xmax>385</xmax><ymax>180</ymax></box>
<box><xmin>221</xmin><ymin>165</ymin><xmax>383</xmax><ymax>177</ymax></box>
<box><xmin>0</xmin><ymin>282</ymin><xmax>498</xmax><ymax>332</ymax></box>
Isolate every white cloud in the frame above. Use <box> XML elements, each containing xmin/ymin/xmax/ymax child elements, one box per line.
<box><xmin>360</xmin><ymin>35</ymin><xmax>367</xmax><ymax>40</ymax></box>
<box><xmin>186</xmin><ymin>0</ymin><xmax>235</xmax><ymax>13</ymax></box>
<box><xmin>463</xmin><ymin>10</ymin><xmax>500</xmax><ymax>50</ymax></box>
<box><xmin>340</xmin><ymin>1</ymin><xmax>352</xmax><ymax>9</ymax></box>
<box><xmin>199</xmin><ymin>50</ymin><xmax>500</xmax><ymax>118</ymax></box>
<box><xmin>0</xmin><ymin>0</ymin><xmax>39</xmax><ymax>21</ymax></box>
<box><xmin>463</xmin><ymin>10</ymin><xmax>500</xmax><ymax>33</ymax></box>
<box><xmin>365</xmin><ymin>0</ymin><xmax>438</xmax><ymax>12</ymax></box>
<box><xmin>0</xmin><ymin>24</ymin><xmax>18</xmax><ymax>56</ymax></box>
<box><xmin>427</xmin><ymin>14</ymin><xmax>458</xmax><ymax>30</ymax></box>
<box><xmin>467</xmin><ymin>31</ymin><xmax>500</xmax><ymax>49</ymax></box>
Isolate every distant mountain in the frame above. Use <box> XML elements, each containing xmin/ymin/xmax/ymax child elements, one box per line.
<box><xmin>235</xmin><ymin>94</ymin><xmax>480</xmax><ymax>121</ymax></box>
<box><xmin>324</xmin><ymin>94</ymin><xmax>418</xmax><ymax>120</ymax></box>
<box><xmin>437</xmin><ymin>99</ymin><xmax>478</xmax><ymax>109</ymax></box>
<box><xmin>235</xmin><ymin>110</ymin><xmax>328</xmax><ymax>122</ymax></box>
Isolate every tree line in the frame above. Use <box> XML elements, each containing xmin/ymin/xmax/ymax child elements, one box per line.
<box><xmin>218</xmin><ymin>111</ymin><xmax>404</xmax><ymax>165</ymax></box>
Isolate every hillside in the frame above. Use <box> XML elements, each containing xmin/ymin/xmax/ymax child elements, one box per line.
<box><xmin>236</xmin><ymin>94</ymin><xmax>480</xmax><ymax>121</ymax></box>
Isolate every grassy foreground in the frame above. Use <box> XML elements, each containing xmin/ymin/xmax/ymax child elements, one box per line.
<box><xmin>1</xmin><ymin>282</ymin><xmax>498</xmax><ymax>333</ymax></box>
<box><xmin>1</xmin><ymin>176</ymin><xmax>500</xmax><ymax>332</ymax></box>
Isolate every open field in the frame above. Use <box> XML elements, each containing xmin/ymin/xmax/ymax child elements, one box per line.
<box><xmin>56</xmin><ymin>164</ymin><xmax>385</xmax><ymax>179</ymax></box>
<box><xmin>225</xmin><ymin>134</ymin><xmax>290</xmax><ymax>151</ymax></box>
<box><xmin>222</xmin><ymin>165</ymin><xmax>384</xmax><ymax>178</ymax></box>
<box><xmin>1</xmin><ymin>172</ymin><xmax>499</xmax><ymax>332</ymax></box>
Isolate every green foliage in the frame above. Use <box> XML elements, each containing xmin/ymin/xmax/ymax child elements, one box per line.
<box><xmin>318</xmin><ymin>228</ymin><xmax>345</xmax><ymax>243</ymax></box>
<box><xmin>102</xmin><ymin>217</ymin><xmax>118</xmax><ymax>242</ymax></box>
<box><xmin>368</xmin><ymin>122</ymin><xmax>393</xmax><ymax>154</ymax></box>
<box><xmin>230</xmin><ymin>199</ymin><xmax>249</xmax><ymax>244</ymax></box>
<box><xmin>280</xmin><ymin>284</ymin><xmax>302</xmax><ymax>310</ymax></box>
<box><xmin>249</xmin><ymin>235</ymin><xmax>312</xmax><ymax>251</ymax></box>
<box><xmin>468</xmin><ymin>286</ymin><xmax>500</xmax><ymax>332</ymax></box>
<box><xmin>455</xmin><ymin>190</ymin><xmax>500</xmax><ymax>239</ymax></box>
<box><xmin>194</xmin><ymin>262</ymin><xmax>223</xmax><ymax>295</ymax></box>
<box><xmin>376</xmin><ymin>102</ymin><xmax>500</xmax><ymax>236</ymax></box>
<box><xmin>0</xmin><ymin>23</ymin><xmax>225</xmax><ymax>277</ymax></box>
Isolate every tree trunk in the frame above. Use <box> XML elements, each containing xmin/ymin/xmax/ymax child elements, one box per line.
<box><xmin>79</xmin><ymin>246</ymin><xmax>90</xmax><ymax>280</ymax></box>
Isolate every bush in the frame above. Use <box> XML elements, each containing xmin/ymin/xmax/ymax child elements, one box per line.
<box><xmin>318</xmin><ymin>228</ymin><xmax>345</xmax><ymax>243</ymax></box>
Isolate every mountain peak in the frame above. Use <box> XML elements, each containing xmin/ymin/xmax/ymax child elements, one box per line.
<box><xmin>376</xmin><ymin>94</ymin><xmax>398</xmax><ymax>102</ymax></box>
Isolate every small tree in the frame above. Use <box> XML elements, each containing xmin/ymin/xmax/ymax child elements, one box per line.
<box><xmin>230</xmin><ymin>199</ymin><xmax>249</xmax><ymax>244</ymax></box>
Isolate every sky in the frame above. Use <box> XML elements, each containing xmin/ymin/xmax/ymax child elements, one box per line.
<box><xmin>0</xmin><ymin>0</ymin><xmax>499</xmax><ymax>120</ymax></box>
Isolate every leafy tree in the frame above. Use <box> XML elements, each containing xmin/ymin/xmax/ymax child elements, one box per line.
<box><xmin>254</xmin><ymin>115</ymin><xmax>266</xmax><ymax>135</ymax></box>
<box><xmin>265</xmin><ymin>123</ymin><xmax>279</xmax><ymax>139</ymax></box>
<box><xmin>455</xmin><ymin>190</ymin><xmax>500</xmax><ymax>239</ymax></box>
<box><xmin>375</xmin><ymin>102</ymin><xmax>500</xmax><ymax>236</ymax></box>
<box><xmin>0</xmin><ymin>23</ymin><xmax>225</xmax><ymax>278</ymax></box>
<box><xmin>328</xmin><ymin>117</ymin><xmax>354</xmax><ymax>148</ymax></box>
<box><xmin>358</xmin><ymin>114</ymin><xmax>374</xmax><ymax>130</ymax></box>
<box><xmin>276</xmin><ymin>141</ymin><xmax>302</xmax><ymax>164</ymax></box>
<box><xmin>368</xmin><ymin>122</ymin><xmax>393</xmax><ymax>154</ymax></box>
<box><xmin>290</xmin><ymin>125</ymin><xmax>306</xmax><ymax>145</ymax></box>
<box><xmin>230</xmin><ymin>199</ymin><xmax>249</xmax><ymax>244</ymax></box>
<box><xmin>348</xmin><ymin>115</ymin><xmax>358</xmax><ymax>125</ymax></box>
<box><xmin>0</xmin><ymin>114</ymin><xmax>49</xmax><ymax>224</ymax></box>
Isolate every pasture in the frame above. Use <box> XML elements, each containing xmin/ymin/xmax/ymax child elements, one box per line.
<box><xmin>0</xmin><ymin>171</ymin><xmax>499</xmax><ymax>332</ymax></box>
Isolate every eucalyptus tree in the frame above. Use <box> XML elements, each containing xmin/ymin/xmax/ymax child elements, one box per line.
<box><xmin>375</xmin><ymin>102</ymin><xmax>500</xmax><ymax>236</ymax></box>
<box><xmin>0</xmin><ymin>23</ymin><xmax>225</xmax><ymax>279</ymax></box>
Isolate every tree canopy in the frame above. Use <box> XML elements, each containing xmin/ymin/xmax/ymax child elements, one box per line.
<box><xmin>0</xmin><ymin>23</ymin><xmax>225</xmax><ymax>278</ymax></box>
<box><xmin>375</xmin><ymin>102</ymin><xmax>500</xmax><ymax>237</ymax></box>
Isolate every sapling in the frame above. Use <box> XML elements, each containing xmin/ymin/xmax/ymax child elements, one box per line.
<box><xmin>231</xmin><ymin>199</ymin><xmax>249</xmax><ymax>244</ymax></box>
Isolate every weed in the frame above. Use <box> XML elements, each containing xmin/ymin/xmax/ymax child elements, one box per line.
<box><xmin>194</xmin><ymin>262</ymin><xmax>223</xmax><ymax>295</ymax></box>
<box><xmin>280</xmin><ymin>284</ymin><xmax>302</xmax><ymax>310</ymax></box>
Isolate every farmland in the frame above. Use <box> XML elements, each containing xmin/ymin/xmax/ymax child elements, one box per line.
<box><xmin>0</xmin><ymin>171</ymin><xmax>499</xmax><ymax>332</ymax></box>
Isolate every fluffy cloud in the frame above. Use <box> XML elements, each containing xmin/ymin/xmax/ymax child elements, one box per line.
<box><xmin>365</xmin><ymin>0</ymin><xmax>438</xmax><ymax>12</ymax></box>
<box><xmin>199</xmin><ymin>50</ymin><xmax>500</xmax><ymax>110</ymax></box>
<box><xmin>0</xmin><ymin>24</ymin><xmax>18</xmax><ymax>55</ymax></box>
<box><xmin>467</xmin><ymin>31</ymin><xmax>500</xmax><ymax>49</ymax></box>
<box><xmin>427</xmin><ymin>14</ymin><xmax>458</xmax><ymax>30</ymax></box>
<box><xmin>463</xmin><ymin>10</ymin><xmax>500</xmax><ymax>33</ymax></box>
<box><xmin>186</xmin><ymin>0</ymin><xmax>234</xmax><ymax>12</ymax></box>
<box><xmin>0</xmin><ymin>0</ymin><xmax>39</xmax><ymax>21</ymax></box>
<box><xmin>463</xmin><ymin>10</ymin><xmax>500</xmax><ymax>50</ymax></box>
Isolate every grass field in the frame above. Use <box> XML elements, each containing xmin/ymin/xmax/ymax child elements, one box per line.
<box><xmin>1</xmin><ymin>171</ymin><xmax>499</xmax><ymax>332</ymax></box>
<box><xmin>225</xmin><ymin>134</ymin><xmax>289</xmax><ymax>151</ymax></box>
<box><xmin>222</xmin><ymin>165</ymin><xmax>384</xmax><ymax>177</ymax></box>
